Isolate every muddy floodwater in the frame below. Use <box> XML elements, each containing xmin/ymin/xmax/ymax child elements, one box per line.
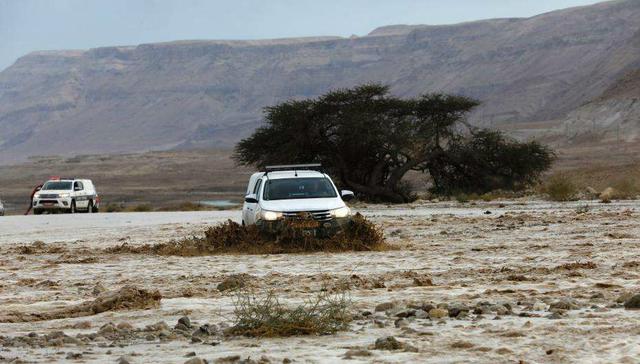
<box><xmin>0</xmin><ymin>201</ymin><xmax>639</xmax><ymax>363</ymax></box>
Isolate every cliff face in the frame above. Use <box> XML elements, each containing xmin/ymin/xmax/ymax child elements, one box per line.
<box><xmin>1</xmin><ymin>0</ymin><xmax>640</xmax><ymax>163</ymax></box>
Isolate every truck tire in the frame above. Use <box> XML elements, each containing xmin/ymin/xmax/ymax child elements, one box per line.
<box><xmin>86</xmin><ymin>201</ymin><xmax>93</xmax><ymax>213</ymax></box>
<box><xmin>69</xmin><ymin>201</ymin><xmax>76</xmax><ymax>214</ymax></box>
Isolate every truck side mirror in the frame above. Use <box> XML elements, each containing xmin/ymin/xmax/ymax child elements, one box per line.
<box><xmin>244</xmin><ymin>194</ymin><xmax>258</xmax><ymax>204</ymax></box>
<box><xmin>341</xmin><ymin>190</ymin><xmax>355</xmax><ymax>201</ymax></box>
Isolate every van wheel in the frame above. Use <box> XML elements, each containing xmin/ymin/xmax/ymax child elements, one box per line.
<box><xmin>87</xmin><ymin>201</ymin><xmax>93</xmax><ymax>213</ymax></box>
<box><xmin>69</xmin><ymin>201</ymin><xmax>76</xmax><ymax>214</ymax></box>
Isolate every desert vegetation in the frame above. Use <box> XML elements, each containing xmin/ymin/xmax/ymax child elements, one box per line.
<box><xmin>107</xmin><ymin>213</ymin><xmax>387</xmax><ymax>256</ymax></box>
<box><xmin>235</xmin><ymin>84</ymin><xmax>554</xmax><ymax>203</ymax></box>
<box><xmin>226</xmin><ymin>289</ymin><xmax>351</xmax><ymax>338</ymax></box>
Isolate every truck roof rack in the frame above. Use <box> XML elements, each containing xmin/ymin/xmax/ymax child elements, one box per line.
<box><xmin>264</xmin><ymin>164</ymin><xmax>323</xmax><ymax>174</ymax></box>
<box><xmin>48</xmin><ymin>176</ymin><xmax>76</xmax><ymax>181</ymax></box>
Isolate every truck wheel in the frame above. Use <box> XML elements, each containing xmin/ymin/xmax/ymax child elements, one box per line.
<box><xmin>87</xmin><ymin>201</ymin><xmax>93</xmax><ymax>213</ymax></box>
<box><xmin>69</xmin><ymin>201</ymin><xmax>76</xmax><ymax>214</ymax></box>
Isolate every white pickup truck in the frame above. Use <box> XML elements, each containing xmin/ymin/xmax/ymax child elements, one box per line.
<box><xmin>242</xmin><ymin>164</ymin><xmax>354</xmax><ymax>236</ymax></box>
<box><xmin>33</xmin><ymin>178</ymin><xmax>100</xmax><ymax>214</ymax></box>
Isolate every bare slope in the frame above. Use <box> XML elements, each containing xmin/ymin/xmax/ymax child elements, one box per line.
<box><xmin>1</xmin><ymin>0</ymin><xmax>640</xmax><ymax>163</ymax></box>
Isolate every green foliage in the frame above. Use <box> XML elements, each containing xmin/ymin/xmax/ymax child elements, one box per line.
<box><xmin>429</xmin><ymin>130</ymin><xmax>555</xmax><ymax>195</ymax></box>
<box><xmin>235</xmin><ymin>83</ymin><xmax>554</xmax><ymax>202</ymax></box>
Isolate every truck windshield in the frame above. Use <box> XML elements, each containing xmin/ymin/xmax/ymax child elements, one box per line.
<box><xmin>42</xmin><ymin>181</ymin><xmax>73</xmax><ymax>190</ymax></box>
<box><xmin>263</xmin><ymin>178</ymin><xmax>337</xmax><ymax>200</ymax></box>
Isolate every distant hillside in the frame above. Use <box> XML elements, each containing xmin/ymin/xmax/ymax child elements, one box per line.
<box><xmin>1</xmin><ymin>0</ymin><xmax>640</xmax><ymax>164</ymax></box>
<box><xmin>562</xmin><ymin>65</ymin><xmax>640</xmax><ymax>144</ymax></box>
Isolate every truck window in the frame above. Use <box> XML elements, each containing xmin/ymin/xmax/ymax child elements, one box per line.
<box><xmin>74</xmin><ymin>181</ymin><xmax>84</xmax><ymax>190</ymax></box>
<box><xmin>253</xmin><ymin>179</ymin><xmax>262</xmax><ymax>198</ymax></box>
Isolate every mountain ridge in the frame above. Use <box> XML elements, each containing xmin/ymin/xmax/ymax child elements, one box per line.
<box><xmin>1</xmin><ymin>0</ymin><xmax>639</xmax><ymax>164</ymax></box>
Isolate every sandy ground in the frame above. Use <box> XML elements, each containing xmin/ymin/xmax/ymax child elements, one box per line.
<box><xmin>0</xmin><ymin>201</ymin><xmax>639</xmax><ymax>363</ymax></box>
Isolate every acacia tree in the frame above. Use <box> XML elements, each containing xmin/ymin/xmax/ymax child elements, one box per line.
<box><xmin>234</xmin><ymin>84</ymin><xmax>554</xmax><ymax>202</ymax></box>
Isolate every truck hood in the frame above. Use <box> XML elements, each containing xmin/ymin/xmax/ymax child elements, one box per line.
<box><xmin>36</xmin><ymin>190</ymin><xmax>72</xmax><ymax>195</ymax></box>
<box><xmin>259</xmin><ymin>198</ymin><xmax>345</xmax><ymax>212</ymax></box>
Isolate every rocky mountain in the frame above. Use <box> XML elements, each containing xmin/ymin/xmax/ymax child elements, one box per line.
<box><xmin>561</xmin><ymin>67</ymin><xmax>640</xmax><ymax>144</ymax></box>
<box><xmin>1</xmin><ymin>0</ymin><xmax>640</xmax><ymax>164</ymax></box>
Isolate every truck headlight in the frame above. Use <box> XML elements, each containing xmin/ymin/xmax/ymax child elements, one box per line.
<box><xmin>261</xmin><ymin>210</ymin><xmax>283</xmax><ymax>221</ymax></box>
<box><xmin>330</xmin><ymin>206</ymin><xmax>351</xmax><ymax>218</ymax></box>
<box><xmin>58</xmin><ymin>193</ymin><xmax>70</xmax><ymax>198</ymax></box>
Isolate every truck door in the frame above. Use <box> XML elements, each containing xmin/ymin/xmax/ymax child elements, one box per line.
<box><xmin>243</xmin><ymin>179</ymin><xmax>262</xmax><ymax>225</ymax></box>
<box><xmin>74</xmin><ymin>181</ymin><xmax>89</xmax><ymax>209</ymax></box>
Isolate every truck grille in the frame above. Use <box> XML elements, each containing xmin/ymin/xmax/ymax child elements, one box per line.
<box><xmin>283</xmin><ymin>210</ymin><xmax>333</xmax><ymax>222</ymax></box>
<box><xmin>39</xmin><ymin>194</ymin><xmax>58</xmax><ymax>199</ymax></box>
<box><xmin>40</xmin><ymin>200</ymin><xmax>58</xmax><ymax>204</ymax></box>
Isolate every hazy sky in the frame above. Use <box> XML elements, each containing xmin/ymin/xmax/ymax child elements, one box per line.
<box><xmin>1</xmin><ymin>0</ymin><xmax>602</xmax><ymax>71</ymax></box>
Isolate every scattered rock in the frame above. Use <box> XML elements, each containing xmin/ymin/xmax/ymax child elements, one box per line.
<box><xmin>178</xmin><ymin>316</ymin><xmax>192</xmax><ymax>328</ymax></box>
<box><xmin>447</xmin><ymin>304</ymin><xmax>467</xmax><ymax>318</ymax></box>
<box><xmin>145</xmin><ymin>321</ymin><xmax>170</xmax><ymax>332</ymax></box>
<box><xmin>343</xmin><ymin>349</ymin><xmax>372</xmax><ymax>359</ymax></box>
<box><xmin>623</xmin><ymin>294</ymin><xmax>640</xmax><ymax>310</ymax></box>
<box><xmin>116</xmin><ymin>322</ymin><xmax>133</xmax><ymax>330</ymax></box>
<box><xmin>429</xmin><ymin>308</ymin><xmax>448</xmax><ymax>319</ymax></box>
<box><xmin>116</xmin><ymin>356</ymin><xmax>132</xmax><ymax>364</ymax></box>
<box><xmin>175</xmin><ymin>323</ymin><xmax>190</xmax><ymax>332</ymax></box>
<box><xmin>599</xmin><ymin>187</ymin><xmax>615</xmax><ymax>203</ymax></box>
<box><xmin>374</xmin><ymin>336</ymin><xmax>403</xmax><ymax>350</ymax></box>
<box><xmin>374</xmin><ymin>302</ymin><xmax>395</xmax><ymax>312</ymax></box>
<box><xmin>549</xmin><ymin>299</ymin><xmax>578</xmax><ymax>311</ymax></box>
<box><xmin>184</xmin><ymin>358</ymin><xmax>207</xmax><ymax>364</ymax></box>
<box><xmin>616</xmin><ymin>292</ymin><xmax>635</xmax><ymax>303</ymax></box>
<box><xmin>414</xmin><ymin>309</ymin><xmax>428</xmax><ymax>319</ymax></box>
<box><xmin>532</xmin><ymin>301</ymin><xmax>547</xmax><ymax>311</ymax></box>
<box><xmin>66</xmin><ymin>352</ymin><xmax>82</xmax><ymax>359</ymax></box>
<box><xmin>394</xmin><ymin>309</ymin><xmax>416</xmax><ymax>318</ymax></box>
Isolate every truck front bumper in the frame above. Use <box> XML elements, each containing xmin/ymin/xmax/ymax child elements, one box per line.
<box><xmin>256</xmin><ymin>216</ymin><xmax>352</xmax><ymax>238</ymax></box>
<box><xmin>33</xmin><ymin>198</ymin><xmax>72</xmax><ymax>210</ymax></box>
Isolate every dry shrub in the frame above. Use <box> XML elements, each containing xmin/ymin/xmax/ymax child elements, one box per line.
<box><xmin>543</xmin><ymin>174</ymin><xmax>577</xmax><ymax>201</ymax></box>
<box><xmin>105</xmin><ymin>203</ymin><xmax>124</xmax><ymax>213</ymax></box>
<box><xmin>225</xmin><ymin>289</ymin><xmax>351</xmax><ymax>337</ymax></box>
<box><xmin>107</xmin><ymin>213</ymin><xmax>387</xmax><ymax>256</ymax></box>
<box><xmin>128</xmin><ymin>204</ymin><xmax>153</xmax><ymax>212</ymax></box>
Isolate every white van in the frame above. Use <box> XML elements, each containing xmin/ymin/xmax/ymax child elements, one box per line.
<box><xmin>242</xmin><ymin>164</ymin><xmax>354</xmax><ymax>235</ymax></box>
<box><xmin>33</xmin><ymin>178</ymin><xmax>100</xmax><ymax>214</ymax></box>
